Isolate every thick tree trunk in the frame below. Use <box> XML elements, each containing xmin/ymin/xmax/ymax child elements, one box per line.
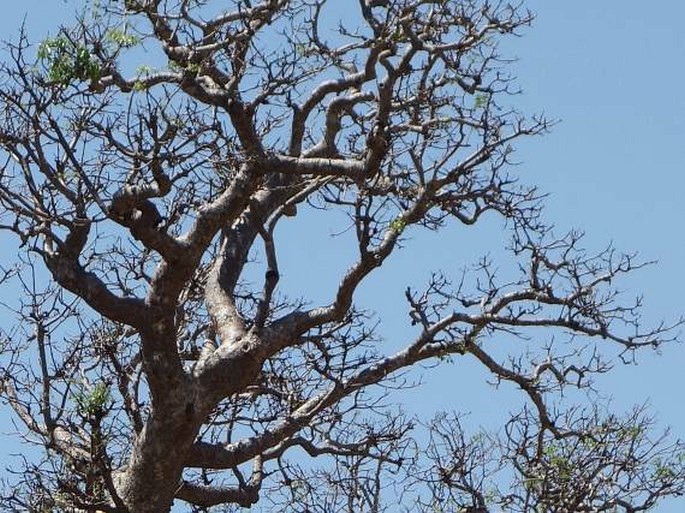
<box><xmin>113</xmin><ymin>342</ymin><xmax>265</xmax><ymax>512</ymax></box>
<box><xmin>116</xmin><ymin>394</ymin><xmax>203</xmax><ymax>512</ymax></box>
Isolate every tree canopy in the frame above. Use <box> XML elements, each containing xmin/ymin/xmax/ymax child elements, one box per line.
<box><xmin>0</xmin><ymin>1</ymin><xmax>683</xmax><ymax>512</ymax></box>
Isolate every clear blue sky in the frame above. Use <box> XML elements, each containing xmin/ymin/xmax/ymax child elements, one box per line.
<box><xmin>1</xmin><ymin>1</ymin><xmax>684</xmax><ymax>511</ymax></box>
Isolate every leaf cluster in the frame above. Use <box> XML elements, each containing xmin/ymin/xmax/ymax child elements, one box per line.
<box><xmin>37</xmin><ymin>36</ymin><xmax>101</xmax><ymax>86</ymax></box>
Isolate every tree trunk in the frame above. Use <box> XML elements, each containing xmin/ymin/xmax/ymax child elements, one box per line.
<box><xmin>116</xmin><ymin>394</ymin><xmax>203</xmax><ymax>512</ymax></box>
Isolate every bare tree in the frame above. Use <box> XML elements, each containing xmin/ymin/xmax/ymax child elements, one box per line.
<box><xmin>0</xmin><ymin>1</ymin><xmax>683</xmax><ymax>512</ymax></box>
<box><xmin>405</xmin><ymin>407</ymin><xmax>685</xmax><ymax>513</ymax></box>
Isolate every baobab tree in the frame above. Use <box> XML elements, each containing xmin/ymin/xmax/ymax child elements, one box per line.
<box><xmin>0</xmin><ymin>1</ymin><xmax>683</xmax><ymax>512</ymax></box>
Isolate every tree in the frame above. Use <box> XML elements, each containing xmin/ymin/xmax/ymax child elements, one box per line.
<box><xmin>0</xmin><ymin>0</ymin><xmax>683</xmax><ymax>511</ymax></box>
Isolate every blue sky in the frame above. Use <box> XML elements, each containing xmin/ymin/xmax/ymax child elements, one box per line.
<box><xmin>1</xmin><ymin>1</ymin><xmax>684</xmax><ymax>510</ymax></box>
<box><xmin>512</xmin><ymin>1</ymin><xmax>685</xmax><ymax>423</ymax></box>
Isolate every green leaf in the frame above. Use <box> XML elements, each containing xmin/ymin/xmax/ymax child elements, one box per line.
<box><xmin>474</xmin><ymin>93</ymin><xmax>489</xmax><ymax>109</ymax></box>
<box><xmin>74</xmin><ymin>382</ymin><xmax>111</xmax><ymax>417</ymax></box>
<box><xmin>38</xmin><ymin>36</ymin><xmax>101</xmax><ymax>86</ymax></box>
<box><xmin>107</xmin><ymin>28</ymin><xmax>141</xmax><ymax>49</ymax></box>
<box><xmin>390</xmin><ymin>217</ymin><xmax>406</xmax><ymax>234</ymax></box>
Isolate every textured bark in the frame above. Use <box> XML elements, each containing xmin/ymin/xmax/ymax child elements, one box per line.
<box><xmin>117</xmin><ymin>403</ymin><xmax>201</xmax><ymax>512</ymax></box>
